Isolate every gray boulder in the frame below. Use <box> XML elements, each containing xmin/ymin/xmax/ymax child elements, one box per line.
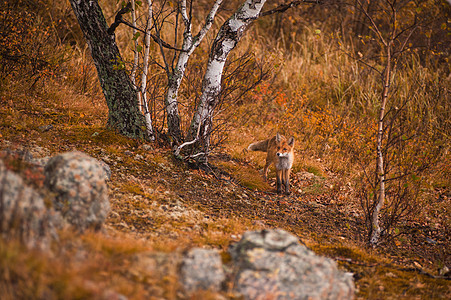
<box><xmin>0</xmin><ymin>160</ymin><xmax>59</xmax><ymax>250</ymax></box>
<box><xmin>180</xmin><ymin>248</ymin><xmax>226</xmax><ymax>293</ymax></box>
<box><xmin>229</xmin><ymin>229</ymin><xmax>355</xmax><ymax>300</ymax></box>
<box><xmin>44</xmin><ymin>151</ymin><xmax>110</xmax><ymax>232</ymax></box>
<box><xmin>2</xmin><ymin>146</ymin><xmax>112</xmax><ymax>181</ymax></box>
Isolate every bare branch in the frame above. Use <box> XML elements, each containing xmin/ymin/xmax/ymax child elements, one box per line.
<box><xmin>397</xmin><ymin>24</ymin><xmax>418</xmax><ymax>54</ymax></box>
<box><xmin>174</xmin><ymin>120</ymin><xmax>202</xmax><ymax>156</ymax></box>
<box><xmin>152</xmin><ymin>13</ymin><xmax>171</xmax><ymax>74</ymax></box>
<box><xmin>174</xmin><ymin>137</ymin><xmax>198</xmax><ymax>156</ymax></box>
<box><xmin>355</xmin><ymin>0</ymin><xmax>387</xmax><ymax>47</ymax></box>
<box><xmin>118</xmin><ymin>17</ymin><xmax>187</xmax><ymax>52</ymax></box>
<box><xmin>339</xmin><ymin>48</ymin><xmax>383</xmax><ymax>76</ymax></box>
<box><xmin>193</xmin><ymin>0</ymin><xmax>223</xmax><ymax>48</ymax></box>
<box><xmin>260</xmin><ymin>0</ymin><xmax>321</xmax><ymax>17</ymax></box>
<box><xmin>109</xmin><ymin>1</ymin><xmax>186</xmax><ymax>52</ymax></box>
<box><xmin>107</xmin><ymin>2</ymin><xmax>133</xmax><ymax>35</ymax></box>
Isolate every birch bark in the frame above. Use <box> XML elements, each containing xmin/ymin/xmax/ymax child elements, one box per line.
<box><xmin>355</xmin><ymin>0</ymin><xmax>393</xmax><ymax>247</ymax></box>
<box><xmin>186</xmin><ymin>0</ymin><xmax>267</xmax><ymax>161</ymax></box>
<box><xmin>130</xmin><ymin>0</ymin><xmax>142</xmax><ymax>111</ymax></box>
<box><xmin>370</xmin><ymin>45</ymin><xmax>391</xmax><ymax>246</ymax></box>
<box><xmin>140</xmin><ymin>0</ymin><xmax>155</xmax><ymax>140</ymax></box>
<box><xmin>165</xmin><ymin>0</ymin><xmax>223</xmax><ymax>144</ymax></box>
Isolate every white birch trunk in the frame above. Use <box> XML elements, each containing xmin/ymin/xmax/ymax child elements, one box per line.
<box><xmin>370</xmin><ymin>44</ymin><xmax>392</xmax><ymax>247</ymax></box>
<box><xmin>187</xmin><ymin>0</ymin><xmax>267</xmax><ymax>159</ymax></box>
<box><xmin>141</xmin><ymin>0</ymin><xmax>155</xmax><ymax>140</ymax></box>
<box><xmin>165</xmin><ymin>0</ymin><xmax>223</xmax><ymax>144</ymax></box>
<box><xmin>130</xmin><ymin>0</ymin><xmax>143</xmax><ymax>111</ymax></box>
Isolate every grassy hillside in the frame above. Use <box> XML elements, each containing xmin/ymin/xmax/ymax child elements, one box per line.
<box><xmin>1</xmin><ymin>0</ymin><xmax>449</xmax><ymax>298</ymax></box>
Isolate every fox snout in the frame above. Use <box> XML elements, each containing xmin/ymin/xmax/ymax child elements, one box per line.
<box><xmin>277</xmin><ymin>152</ymin><xmax>289</xmax><ymax>157</ymax></box>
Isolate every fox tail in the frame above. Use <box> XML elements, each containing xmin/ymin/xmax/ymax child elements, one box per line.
<box><xmin>247</xmin><ymin>139</ymin><xmax>269</xmax><ymax>152</ymax></box>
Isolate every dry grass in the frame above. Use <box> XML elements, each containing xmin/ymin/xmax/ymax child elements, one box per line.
<box><xmin>0</xmin><ymin>232</ymin><xmax>149</xmax><ymax>299</ymax></box>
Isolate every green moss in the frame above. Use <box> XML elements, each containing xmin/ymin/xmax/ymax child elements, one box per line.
<box><xmin>306</xmin><ymin>165</ymin><xmax>324</xmax><ymax>178</ymax></box>
<box><xmin>308</xmin><ymin>242</ymin><xmax>450</xmax><ymax>299</ymax></box>
<box><xmin>121</xmin><ymin>182</ymin><xmax>146</xmax><ymax>197</ymax></box>
<box><xmin>62</xmin><ymin>126</ymin><xmax>141</xmax><ymax>148</ymax></box>
<box><xmin>215</xmin><ymin>160</ymin><xmax>271</xmax><ymax>191</ymax></box>
<box><xmin>311</xmin><ymin>243</ymin><xmax>377</xmax><ymax>263</ymax></box>
<box><xmin>302</xmin><ymin>176</ymin><xmax>326</xmax><ymax>195</ymax></box>
<box><xmin>358</xmin><ymin>265</ymin><xmax>450</xmax><ymax>299</ymax></box>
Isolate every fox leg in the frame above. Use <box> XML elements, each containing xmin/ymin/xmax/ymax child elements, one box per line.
<box><xmin>263</xmin><ymin>160</ymin><xmax>271</xmax><ymax>182</ymax></box>
<box><xmin>284</xmin><ymin>169</ymin><xmax>291</xmax><ymax>195</ymax></box>
<box><xmin>276</xmin><ymin>169</ymin><xmax>283</xmax><ymax>194</ymax></box>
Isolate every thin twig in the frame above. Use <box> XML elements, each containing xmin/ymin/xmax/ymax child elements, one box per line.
<box><xmin>174</xmin><ymin>138</ymin><xmax>198</xmax><ymax>156</ymax></box>
<box><xmin>260</xmin><ymin>0</ymin><xmax>321</xmax><ymax>17</ymax></box>
<box><xmin>107</xmin><ymin>2</ymin><xmax>186</xmax><ymax>52</ymax></box>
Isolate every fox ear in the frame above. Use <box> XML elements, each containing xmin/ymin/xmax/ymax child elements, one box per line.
<box><xmin>276</xmin><ymin>133</ymin><xmax>281</xmax><ymax>142</ymax></box>
<box><xmin>288</xmin><ymin>137</ymin><xmax>294</xmax><ymax>146</ymax></box>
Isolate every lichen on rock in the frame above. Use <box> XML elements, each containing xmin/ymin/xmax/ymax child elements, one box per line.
<box><xmin>180</xmin><ymin>248</ymin><xmax>226</xmax><ymax>293</ymax></box>
<box><xmin>44</xmin><ymin>151</ymin><xmax>110</xmax><ymax>232</ymax></box>
<box><xmin>229</xmin><ymin>229</ymin><xmax>355</xmax><ymax>300</ymax></box>
<box><xmin>0</xmin><ymin>160</ymin><xmax>60</xmax><ymax>250</ymax></box>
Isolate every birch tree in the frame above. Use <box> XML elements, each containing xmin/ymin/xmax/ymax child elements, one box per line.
<box><xmin>68</xmin><ymin>0</ymin><xmax>147</xmax><ymax>139</ymax></box>
<box><xmin>184</xmin><ymin>0</ymin><xmax>268</xmax><ymax>162</ymax></box>
<box><xmin>69</xmin><ymin>0</ymin><xmax>310</xmax><ymax>151</ymax></box>
<box><xmin>163</xmin><ymin>0</ymin><xmax>223</xmax><ymax>144</ymax></box>
<box><xmin>130</xmin><ymin>0</ymin><xmax>142</xmax><ymax>111</ymax></box>
<box><xmin>140</xmin><ymin>0</ymin><xmax>156</xmax><ymax>140</ymax></box>
<box><xmin>354</xmin><ymin>0</ymin><xmax>420</xmax><ymax>247</ymax></box>
<box><xmin>126</xmin><ymin>0</ymin><xmax>223</xmax><ymax>144</ymax></box>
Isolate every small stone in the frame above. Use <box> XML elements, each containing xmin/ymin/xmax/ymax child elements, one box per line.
<box><xmin>439</xmin><ymin>266</ymin><xmax>449</xmax><ymax>277</ymax></box>
<box><xmin>38</xmin><ymin>124</ymin><xmax>53</xmax><ymax>132</ymax></box>
<box><xmin>425</xmin><ymin>237</ymin><xmax>436</xmax><ymax>244</ymax></box>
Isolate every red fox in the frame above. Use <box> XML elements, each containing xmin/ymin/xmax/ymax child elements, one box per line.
<box><xmin>248</xmin><ymin>133</ymin><xmax>295</xmax><ymax>194</ymax></box>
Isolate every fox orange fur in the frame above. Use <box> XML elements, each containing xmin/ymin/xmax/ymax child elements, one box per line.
<box><xmin>248</xmin><ymin>133</ymin><xmax>295</xmax><ymax>194</ymax></box>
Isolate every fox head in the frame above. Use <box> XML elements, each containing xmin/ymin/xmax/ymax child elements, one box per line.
<box><xmin>275</xmin><ymin>133</ymin><xmax>294</xmax><ymax>157</ymax></box>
